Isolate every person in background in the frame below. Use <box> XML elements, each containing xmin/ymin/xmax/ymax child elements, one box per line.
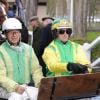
<box><xmin>0</xmin><ymin>6</ymin><xmax>6</xmax><ymax>44</ymax></box>
<box><xmin>29</xmin><ymin>16</ymin><xmax>41</xmax><ymax>57</ymax></box>
<box><xmin>37</xmin><ymin>17</ymin><xmax>54</xmax><ymax>76</ymax></box>
<box><xmin>16</xmin><ymin>16</ymin><xmax>29</xmax><ymax>44</ymax></box>
<box><xmin>42</xmin><ymin>18</ymin><xmax>92</xmax><ymax>77</ymax></box>
<box><xmin>41</xmin><ymin>16</ymin><xmax>54</xmax><ymax>27</ymax></box>
<box><xmin>0</xmin><ymin>0</ymin><xmax>9</xmax><ymax>12</ymax></box>
<box><xmin>0</xmin><ymin>7</ymin><xmax>6</xmax><ymax>27</ymax></box>
<box><xmin>7</xmin><ymin>6</ymin><xmax>14</xmax><ymax>18</ymax></box>
<box><xmin>0</xmin><ymin>18</ymin><xmax>43</xmax><ymax>100</ymax></box>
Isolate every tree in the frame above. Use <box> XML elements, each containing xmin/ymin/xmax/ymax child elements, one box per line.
<box><xmin>87</xmin><ymin>0</ymin><xmax>100</xmax><ymax>30</ymax></box>
<box><xmin>73</xmin><ymin>0</ymin><xmax>88</xmax><ymax>38</ymax></box>
<box><xmin>21</xmin><ymin>0</ymin><xmax>38</xmax><ymax>26</ymax></box>
<box><xmin>47</xmin><ymin>0</ymin><xmax>67</xmax><ymax>17</ymax></box>
<box><xmin>47</xmin><ymin>0</ymin><xmax>56</xmax><ymax>17</ymax></box>
<box><xmin>47</xmin><ymin>0</ymin><xmax>88</xmax><ymax>38</ymax></box>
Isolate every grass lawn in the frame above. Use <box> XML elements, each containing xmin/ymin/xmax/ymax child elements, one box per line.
<box><xmin>86</xmin><ymin>31</ymin><xmax>100</xmax><ymax>42</ymax></box>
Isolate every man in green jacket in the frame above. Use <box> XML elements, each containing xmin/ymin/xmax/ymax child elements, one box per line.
<box><xmin>0</xmin><ymin>18</ymin><xmax>43</xmax><ymax>100</ymax></box>
<box><xmin>42</xmin><ymin>18</ymin><xmax>92</xmax><ymax>77</ymax></box>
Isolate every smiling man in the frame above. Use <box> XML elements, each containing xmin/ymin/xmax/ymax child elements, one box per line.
<box><xmin>0</xmin><ymin>18</ymin><xmax>43</xmax><ymax>100</ymax></box>
<box><xmin>42</xmin><ymin>18</ymin><xmax>92</xmax><ymax>77</ymax></box>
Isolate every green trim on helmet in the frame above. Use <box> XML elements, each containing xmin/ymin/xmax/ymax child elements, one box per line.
<box><xmin>52</xmin><ymin>23</ymin><xmax>59</xmax><ymax>30</ymax></box>
<box><xmin>52</xmin><ymin>18</ymin><xmax>61</xmax><ymax>30</ymax></box>
<box><xmin>52</xmin><ymin>18</ymin><xmax>72</xmax><ymax>30</ymax></box>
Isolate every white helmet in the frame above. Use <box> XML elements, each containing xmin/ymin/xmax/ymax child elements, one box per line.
<box><xmin>2</xmin><ymin>18</ymin><xmax>22</xmax><ymax>31</ymax></box>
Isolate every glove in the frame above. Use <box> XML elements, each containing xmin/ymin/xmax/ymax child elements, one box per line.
<box><xmin>67</xmin><ymin>63</ymin><xmax>88</xmax><ymax>74</ymax></box>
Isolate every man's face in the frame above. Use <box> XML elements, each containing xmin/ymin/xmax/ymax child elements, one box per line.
<box><xmin>30</xmin><ymin>20</ymin><xmax>39</xmax><ymax>28</ymax></box>
<box><xmin>6</xmin><ymin>29</ymin><xmax>21</xmax><ymax>46</ymax></box>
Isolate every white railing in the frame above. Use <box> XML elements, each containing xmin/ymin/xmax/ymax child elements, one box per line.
<box><xmin>91</xmin><ymin>58</ymin><xmax>100</xmax><ymax>67</ymax></box>
<box><xmin>83</xmin><ymin>36</ymin><xmax>100</xmax><ymax>68</ymax></box>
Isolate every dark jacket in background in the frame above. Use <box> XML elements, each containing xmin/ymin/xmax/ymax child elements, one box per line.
<box><xmin>38</xmin><ymin>24</ymin><xmax>53</xmax><ymax>56</ymax></box>
<box><xmin>16</xmin><ymin>17</ymin><xmax>29</xmax><ymax>44</ymax></box>
<box><xmin>38</xmin><ymin>24</ymin><xmax>53</xmax><ymax>76</ymax></box>
<box><xmin>20</xmin><ymin>20</ymin><xmax>29</xmax><ymax>44</ymax></box>
<box><xmin>32</xmin><ymin>27</ymin><xmax>41</xmax><ymax>57</ymax></box>
<box><xmin>21</xmin><ymin>23</ymin><xmax>29</xmax><ymax>44</ymax></box>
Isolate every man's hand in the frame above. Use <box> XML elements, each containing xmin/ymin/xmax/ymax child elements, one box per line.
<box><xmin>67</xmin><ymin>63</ymin><xmax>88</xmax><ymax>74</ymax></box>
<box><xmin>15</xmin><ymin>85</ymin><xmax>25</xmax><ymax>94</ymax></box>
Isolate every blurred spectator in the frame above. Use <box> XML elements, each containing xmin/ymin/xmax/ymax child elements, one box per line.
<box><xmin>0</xmin><ymin>7</ymin><xmax>6</xmax><ymax>28</ymax></box>
<box><xmin>0</xmin><ymin>6</ymin><xmax>6</xmax><ymax>44</ymax></box>
<box><xmin>37</xmin><ymin>17</ymin><xmax>54</xmax><ymax>76</ymax></box>
<box><xmin>0</xmin><ymin>0</ymin><xmax>9</xmax><ymax>12</ymax></box>
<box><xmin>12</xmin><ymin>3</ymin><xmax>17</xmax><ymax>14</ymax></box>
<box><xmin>29</xmin><ymin>16</ymin><xmax>42</xmax><ymax>57</ymax></box>
<box><xmin>42</xmin><ymin>17</ymin><xmax>54</xmax><ymax>27</ymax></box>
<box><xmin>7</xmin><ymin>6</ymin><xmax>14</xmax><ymax>18</ymax></box>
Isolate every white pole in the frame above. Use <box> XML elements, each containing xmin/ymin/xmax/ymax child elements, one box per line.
<box><xmin>87</xmin><ymin>36</ymin><xmax>100</xmax><ymax>50</ymax></box>
<box><xmin>70</xmin><ymin>0</ymin><xmax>73</xmax><ymax>23</ymax></box>
<box><xmin>70</xmin><ymin>0</ymin><xmax>74</xmax><ymax>34</ymax></box>
<box><xmin>91</xmin><ymin>58</ymin><xmax>100</xmax><ymax>67</ymax></box>
<box><xmin>83</xmin><ymin>36</ymin><xmax>100</xmax><ymax>61</ymax></box>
